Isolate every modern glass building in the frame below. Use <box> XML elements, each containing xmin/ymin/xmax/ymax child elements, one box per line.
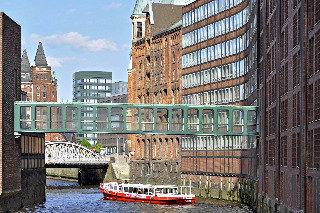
<box><xmin>73</xmin><ymin>71</ymin><xmax>112</xmax><ymax>103</ymax></box>
<box><xmin>180</xmin><ymin>0</ymin><xmax>258</xmax><ymax>202</ymax></box>
<box><xmin>73</xmin><ymin>71</ymin><xmax>112</xmax><ymax>143</ymax></box>
<box><xmin>111</xmin><ymin>81</ymin><xmax>128</xmax><ymax>96</ymax></box>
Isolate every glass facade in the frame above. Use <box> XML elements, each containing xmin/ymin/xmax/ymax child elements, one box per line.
<box><xmin>182</xmin><ymin>6</ymin><xmax>251</xmax><ymax>48</ymax></box>
<box><xmin>72</xmin><ymin>71</ymin><xmax>112</xmax><ymax>143</ymax></box>
<box><xmin>181</xmin><ymin>0</ymin><xmax>258</xmax><ymax>179</ymax></box>
<box><xmin>182</xmin><ymin>0</ymin><xmax>246</xmax><ymax>27</ymax></box>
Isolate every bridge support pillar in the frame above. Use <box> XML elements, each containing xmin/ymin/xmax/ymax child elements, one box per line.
<box><xmin>78</xmin><ymin>167</ymin><xmax>108</xmax><ymax>186</ymax></box>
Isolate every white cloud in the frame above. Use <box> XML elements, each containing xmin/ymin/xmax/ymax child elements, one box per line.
<box><xmin>47</xmin><ymin>56</ymin><xmax>75</xmax><ymax>68</ymax></box>
<box><xmin>121</xmin><ymin>43</ymin><xmax>131</xmax><ymax>51</ymax></box>
<box><xmin>21</xmin><ymin>36</ymin><xmax>26</xmax><ymax>49</ymax></box>
<box><xmin>66</xmin><ymin>8</ymin><xmax>77</xmax><ymax>15</ymax></box>
<box><xmin>47</xmin><ymin>57</ymin><xmax>64</xmax><ymax>67</ymax></box>
<box><xmin>30</xmin><ymin>32</ymin><xmax>118</xmax><ymax>52</ymax></box>
<box><xmin>105</xmin><ymin>2</ymin><xmax>123</xmax><ymax>10</ymax></box>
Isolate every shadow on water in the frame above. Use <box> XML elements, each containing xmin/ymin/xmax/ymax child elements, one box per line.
<box><xmin>19</xmin><ymin>178</ymin><xmax>252</xmax><ymax>213</ymax></box>
<box><xmin>45</xmin><ymin>178</ymin><xmax>98</xmax><ymax>190</ymax></box>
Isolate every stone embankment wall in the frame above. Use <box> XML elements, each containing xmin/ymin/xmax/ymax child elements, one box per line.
<box><xmin>46</xmin><ymin>168</ymin><xmax>79</xmax><ymax>179</ymax></box>
<box><xmin>181</xmin><ymin>175</ymin><xmax>257</xmax><ymax>209</ymax></box>
<box><xmin>47</xmin><ymin>168</ymin><xmax>108</xmax><ymax>185</ymax></box>
<box><xmin>104</xmin><ymin>155</ymin><xmax>130</xmax><ymax>183</ymax></box>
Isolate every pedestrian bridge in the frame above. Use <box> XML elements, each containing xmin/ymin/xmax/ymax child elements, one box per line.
<box><xmin>45</xmin><ymin>141</ymin><xmax>109</xmax><ymax>168</ymax></box>
<box><xmin>14</xmin><ymin>102</ymin><xmax>258</xmax><ymax>136</ymax></box>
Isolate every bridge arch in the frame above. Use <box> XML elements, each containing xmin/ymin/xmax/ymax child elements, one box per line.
<box><xmin>45</xmin><ymin>141</ymin><xmax>108</xmax><ymax>167</ymax></box>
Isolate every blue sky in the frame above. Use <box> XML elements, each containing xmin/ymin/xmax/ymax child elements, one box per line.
<box><xmin>2</xmin><ymin>0</ymin><xmax>135</xmax><ymax>101</ymax></box>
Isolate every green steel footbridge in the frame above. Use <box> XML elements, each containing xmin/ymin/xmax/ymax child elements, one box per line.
<box><xmin>14</xmin><ymin>102</ymin><xmax>258</xmax><ymax>136</ymax></box>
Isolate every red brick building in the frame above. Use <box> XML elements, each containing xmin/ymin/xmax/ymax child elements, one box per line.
<box><xmin>21</xmin><ymin>42</ymin><xmax>65</xmax><ymax>142</ymax></box>
<box><xmin>258</xmin><ymin>0</ymin><xmax>320</xmax><ymax>212</ymax></box>
<box><xmin>21</xmin><ymin>42</ymin><xmax>57</xmax><ymax>102</ymax></box>
<box><xmin>180</xmin><ymin>0</ymin><xmax>320</xmax><ymax>212</ymax></box>
<box><xmin>128</xmin><ymin>1</ymin><xmax>186</xmax><ymax>184</ymax></box>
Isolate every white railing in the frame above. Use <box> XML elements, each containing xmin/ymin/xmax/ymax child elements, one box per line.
<box><xmin>45</xmin><ymin>141</ymin><xmax>109</xmax><ymax>165</ymax></box>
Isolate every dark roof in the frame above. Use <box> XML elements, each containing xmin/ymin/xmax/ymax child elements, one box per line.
<box><xmin>21</xmin><ymin>49</ymin><xmax>32</xmax><ymax>82</ymax></box>
<box><xmin>35</xmin><ymin>42</ymin><xmax>48</xmax><ymax>67</ymax></box>
<box><xmin>73</xmin><ymin>71</ymin><xmax>112</xmax><ymax>80</ymax></box>
<box><xmin>150</xmin><ymin>3</ymin><xmax>182</xmax><ymax>35</ymax></box>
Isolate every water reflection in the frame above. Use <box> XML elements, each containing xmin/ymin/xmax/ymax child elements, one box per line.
<box><xmin>21</xmin><ymin>179</ymin><xmax>251</xmax><ymax>213</ymax></box>
<box><xmin>46</xmin><ymin>178</ymin><xmax>79</xmax><ymax>188</ymax></box>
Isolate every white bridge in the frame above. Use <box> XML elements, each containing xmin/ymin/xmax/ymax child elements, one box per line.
<box><xmin>45</xmin><ymin>142</ymin><xmax>109</xmax><ymax>168</ymax></box>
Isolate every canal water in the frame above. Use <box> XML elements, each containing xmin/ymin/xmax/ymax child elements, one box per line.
<box><xmin>21</xmin><ymin>179</ymin><xmax>252</xmax><ymax>213</ymax></box>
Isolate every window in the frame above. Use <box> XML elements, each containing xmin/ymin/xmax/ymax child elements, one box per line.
<box><xmin>137</xmin><ymin>22</ymin><xmax>142</xmax><ymax>38</ymax></box>
<box><xmin>43</xmin><ymin>86</ymin><xmax>47</xmax><ymax>98</ymax></box>
<box><xmin>219</xmin><ymin>0</ymin><xmax>225</xmax><ymax>12</ymax></box>
<box><xmin>36</xmin><ymin>86</ymin><xmax>40</xmax><ymax>97</ymax></box>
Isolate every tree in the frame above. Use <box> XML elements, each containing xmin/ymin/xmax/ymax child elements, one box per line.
<box><xmin>95</xmin><ymin>143</ymin><xmax>103</xmax><ymax>153</ymax></box>
<box><xmin>81</xmin><ymin>139</ymin><xmax>92</xmax><ymax>148</ymax></box>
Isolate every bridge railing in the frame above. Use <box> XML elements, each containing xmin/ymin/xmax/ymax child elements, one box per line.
<box><xmin>45</xmin><ymin>141</ymin><xmax>109</xmax><ymax>166</ymax></box>
<box><xmin>14</xmin><ymin>102</ymin><xmax>258</xmax><ymax>136</ymax></box>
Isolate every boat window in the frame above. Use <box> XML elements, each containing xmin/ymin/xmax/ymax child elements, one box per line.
<box><xmin>129</xmin><ymin>187</ymin><xmax>134</xmax><ymax>193</ymax></box>
<box><xmin>155</xmin><ymin>188</ymin><xmax>163</xmax><ymax>194</ymax></box>
<box><xmin>138</xmin><ymin>188</ymin><xmax>143</xmax><ymax>194</ymax></box>
<box><xmin>173</xmin><ymin>188</ymin><xmax>178</xmax><ymax>194</ymax></box>
<box><xmin>124</xmin><ymin>187</ymin><xmax>128</xmax><ymax>192</ymax></box>
<box><xmin>144</xmin><ymin>188</ymin><xmax>153</xmax><ymax>195</ymax></box>
<box><xmin>133</xmin><ymin>187</ymin><xmax>138</xmax><ymax>193</ymax></box>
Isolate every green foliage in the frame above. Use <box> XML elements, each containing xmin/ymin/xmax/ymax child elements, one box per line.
<box><xmin>80</xmin><ymin>139</ymin><xmax>92</xmax><ymax>148</ymax></box>
<box><xmin>95</xmin><ymin>143</ymin><xmax>103</xmax><ymax>153</ymax></box>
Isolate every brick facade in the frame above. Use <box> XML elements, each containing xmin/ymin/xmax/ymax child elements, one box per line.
<box><xmin>0</xmin><ymin>12</ymin><xmax>22</xmax><ymax>195</ymax></box>
<box><xmin>258</xmin><ymin>0</ymin><xmax>320</xmax><ymax>212</ymax></box>
<box><xmin>29</xmin><ymin>66</ymin><xmax>57</xmax><ymax>102</ymax></box>
<box><xmin>20</xmin><ymin>43</ymin><xmax>61</xmax><ymax>142</ymax></box>
<box><xmin>128</xmin><ymin>3</ymin><xmax>183</xmax><ymax>184</ymax></box>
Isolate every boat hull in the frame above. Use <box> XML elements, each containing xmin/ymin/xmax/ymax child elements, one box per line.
<box><xmin>99</xmin><ymin>188</ymin><xmax>196</xmax><ymax>205</ymax></box>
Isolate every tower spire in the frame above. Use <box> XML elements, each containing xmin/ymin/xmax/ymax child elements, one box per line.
<box><xmin>34</xmin><ymin>42</ymin><xmax>48</xmax><ymax>67</ymax></box>
<box><xmin>21</xmin><ymin>49</ymin><xmax>32</xmax><ymax>82</ymax></box>
<box><xmin>132</xmin><ymin>0</ymin><xmax>151</xmax><ymax>16</ymax></box>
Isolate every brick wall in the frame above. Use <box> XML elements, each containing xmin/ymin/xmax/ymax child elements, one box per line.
<box><xmin>0</xmin><ymin>12</ymin><xmax>21</xmax><ymax>194</ymax></box>
<box><xmin>29</xmin><ymin>66</ymin><xmax>57</xmax><ymax>102</ymax></box>
<box><xmin>258</xmin><ymin>0</ymin><xmax>320</xmax><ymax>212</ymax></box>
<box><xmin>129</xmin><ymin>11</ymin><xmax>182</xmax><ymax>184</ymax></box>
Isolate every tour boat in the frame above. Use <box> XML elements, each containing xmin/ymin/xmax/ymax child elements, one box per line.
<box><xmin>99</xmin><ymin>182</ymin><xmax>196</xmax><ymax>205</ymax></box>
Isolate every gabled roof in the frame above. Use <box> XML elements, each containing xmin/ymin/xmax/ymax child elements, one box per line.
<box><xmin>149</xmin><ymin>3</ymin><xmax>183</xmax><ymax>35</ymax></box>
<box><xmin>34</xmin><ymin>42</ymin><xmax>48</xmax><ymax>67</ymax></box>
<box><xmin>132</xmin><ymin>0</ymin><xmax>192</xmax><ymax>16</ymax></box>
<box><xmin>21</xmin><ymin>49</ymin><xmax>32</xmax><ymax>82</ymax></box>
